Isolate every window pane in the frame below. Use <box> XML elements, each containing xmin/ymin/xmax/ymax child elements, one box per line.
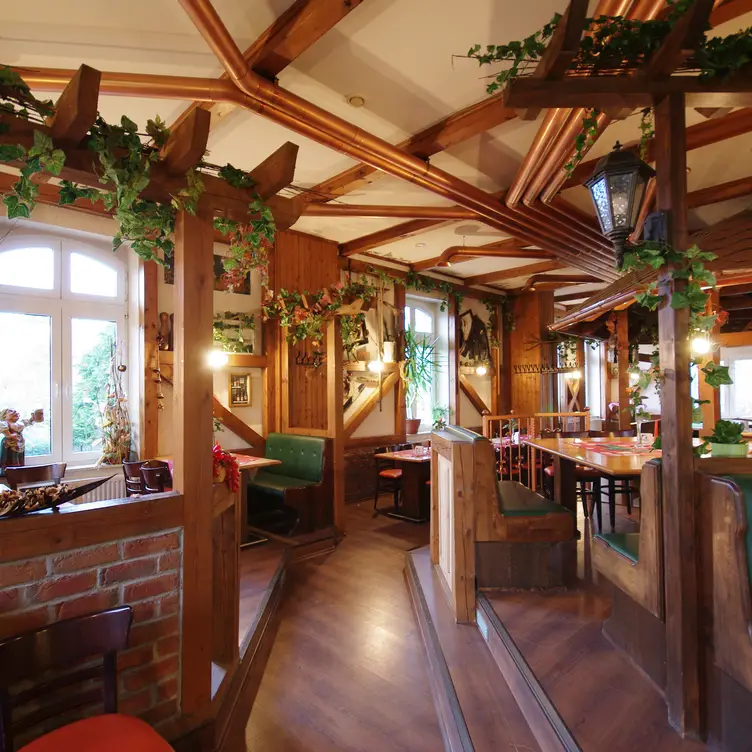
<box><xmin>414</xmin><ymin>307</ymin><xmax>433</xmax><ymax>334</ymax></box>
<box><xmin>584</xmin><ymin>345</ymin><xmax>602</xmax><ymax>419</ymax></box>
<box><xmin>404</xmin><ymin>306</ymin><xmax>411</xmax><ymax>329</ymax></box>
<box><xmin>0</xmin><ymin>312</ymin><xmax>52</xmax><ymax>459</ymax></box>
<box><xmin>71</xmin><ymin>318</ymin><xmax>116</xmax><ymax>454</ymax></box>
<box><xmin>70</xmin><ymin>253</ymin><xmax>118</xmax><ymax>297</ymax></box>
<box><xmin>0</xmin><ymin>247</ymin><xmax>55</xmax><ymax>290</ymax></box>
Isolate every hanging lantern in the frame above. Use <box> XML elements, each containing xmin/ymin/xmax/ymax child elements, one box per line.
<box><xmin>585</xmin><ymin>141</ymin><xmax>655</xmax><ymax>267</ymax></box>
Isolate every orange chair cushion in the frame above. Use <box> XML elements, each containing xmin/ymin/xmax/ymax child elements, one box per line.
<box><xmin>543</xmin><ymin>465</ymin><xmax>555</xmax><ymax>477</ymax></box>
<box><xmin>20</xmin><ymin>714</ymin><xmax>172</xmax><ymax>752</ymax></box>
<box><xmin>575</xmin><ymin>466</ymin><xmax>600</xmax><ymax>479</ymax></box>
<box><xmin>379</xmin><ymin>468</ymin><xmax>402</xmax><ymax>480</ymax></box>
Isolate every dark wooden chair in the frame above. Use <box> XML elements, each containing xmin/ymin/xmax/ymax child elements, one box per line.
<box><xmin>589</xmin><ymin>429</ymin><xmax>638</xmax><ymax>530</ymax></box>
<box><xmin>139</xmin><ymin>461</ymin><xmax>172</xmax><ymax>495</ymax></box>
<box><xmin>373</xmin><ymin>445</ymin><xmax>405</xmax><ymax>515</ymax></box>
<box><xmin>0</xmin><ymin>606</ymin><xmax>171</xmax><ymax>752</ymax></box>
<box><xmin>122</xmin><ymin>461</ymin><xmax>145</xmax><ymax>496</ymax></box>
<box><xmin>4</xmin><ymin>464</ymin><xmax>66</xmax><ymax>491</ymax></box>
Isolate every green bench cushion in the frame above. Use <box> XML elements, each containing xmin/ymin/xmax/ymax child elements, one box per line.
<box><xmin>725</xmin><ymin>475</ymin><xmax>752</xmax><ymax>590</ymax></box>
<box><xmin>594</xmin><ymin>532</ymin><xmax>640</xmax><ymax>564</ymax></box>
<box><xmin>263</xmin><ymin>433</ymin><xmax>325</xmax><ymax>483</ymax></box>
<box><xmin>249</xmin><ymin>471</ymin><xmax>319</xmax><ymax>499</ymax></box>
<box><xmin>497</xmin><ymin>480</ymin><xmax>570</xmax><ymax>517</ymax></box>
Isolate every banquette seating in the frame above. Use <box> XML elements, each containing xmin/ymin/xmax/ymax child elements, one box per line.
<box><xmin>247</xmin><ymin>433</ymin><xmax>331</xmax><ymax>535</ymax></box>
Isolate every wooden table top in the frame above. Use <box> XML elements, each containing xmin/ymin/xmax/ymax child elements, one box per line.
<box><xmin>158</xmin><ymin>454</ymin><xmax>281</xmax><ymax>471</ymax></box>
<box><xmin>374</xmin><ymin>449</ymin><xmax>431</xmax><ymax>463</ymax></box>
<box><xmin>523</xmin><ymin>437</ymin><xmax>661</xmax><ymax>477</ymax></box>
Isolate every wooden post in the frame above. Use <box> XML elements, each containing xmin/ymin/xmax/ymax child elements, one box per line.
<box><xmin>139</xmin><ymin>260</ymin><xmax>159</xmax><ymax>459</ymax></box>
<box><xmin>262</xmin><ymin>244</ymin><xmax>278</xmax><ymax>437</ymax></box>
<box><xmin>655</xmin><ymin>92</ymin><xmax>701</xmax><ymax>737</ymax></box>
<box><xmin>326</xmin><ymin>317</ymin><xmax>345</xmax><ymax>535</ymax></box>
<box><xmin>698</xmin><ymin>289</ymin><xmax>721</xmax><ymax>437</ymax></box>
<box><xmin>491</xmin><ymin>301</ymin><xmax>503</xmax><ymax>415</ymax></box>
<box><xmin>394</xmin><ymin>282</ymin><xmax>407</xmax><ymax>441</ymax></box>
<box><xmin>173</xmin><ymin>204</ymin><xmax>214</xmax><ymax>718</ymax></box>
<box><xmin>448</xmin><ymin>295</ymin><xmax>460</xmax><ymax>425</ymax></box>
<box><xmin>617</xmin><ymin>310</ymin><xmax>631</xmax><ymax>430</ymax></box>
<box><xmin>500</xmin><ymin>304</ymin><xmax>512</xmax><ymax>414</ymax></box>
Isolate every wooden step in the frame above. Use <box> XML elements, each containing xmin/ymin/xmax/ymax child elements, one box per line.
<box><xmin>404</xmin><ymin>546</ymin><xmax>542</xmax><ymax>751</ymax></box>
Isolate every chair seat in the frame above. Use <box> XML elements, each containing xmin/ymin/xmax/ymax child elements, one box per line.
<box><xmin>249</xmin><ymin>472</ymin><xmax>318</xmax><ymax>498</ymax></box>
<box><xmin>543</xmin><ymin>465</ymin><xmax>555</xmax><ymax>477</ymax></box>
<box><xmin>379</xmin><ymin>468</ymin><xmax>403</xmax><ymax>480</ymax></box>
<box><xmin>594</xmin><ymin>532</ymin><xmax>640</xmax><ymax>564</ymax></box>
<box><xmin>20</xmin><ymin>714</ymin><xmax>172</xmax><ymax>752</ymax></box>
<box><xmin>576</xmin><ymin>466</ymin><xmax>601</xmax><ymax>479</ymax></box>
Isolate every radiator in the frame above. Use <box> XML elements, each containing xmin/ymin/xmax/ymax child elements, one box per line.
<box><xmin>77</xmin><ymin>474</ymin><xmax>127</xmax><ymax>504</ymax></box>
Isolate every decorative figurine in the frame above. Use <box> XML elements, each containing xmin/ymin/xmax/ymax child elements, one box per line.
<box><xmin>0</xmin><ymin>408</ymin><xmax>44</xmax><ymax>474</ymax></box>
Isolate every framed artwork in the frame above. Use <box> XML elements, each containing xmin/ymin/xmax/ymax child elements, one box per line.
<box><xmin>228</xmin><ymin>372</ymin><xmax>252</xmax><ymax>406</ymax></box>
<box><xmin>163</xmin><ymin>253</ymin><xmax>251</xmax><ymax>295</ymax></box>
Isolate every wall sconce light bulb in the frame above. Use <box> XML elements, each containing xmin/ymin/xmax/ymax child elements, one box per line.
<box><xmin>691</xmin><ymin>337</ymin><xmax>711</xmax><ymax>355</ymax></box>
<box><xmin>368</xmin><ymin>359</ymin><xmax>385</xmax><ymax>373</ymax></box>
<box><xmin>475</xmin><ymin>365</ymin><xmax>488</xmax><ymax>376</ymax></box>
<box><xmin>208</xmin><ymin>350</ymin><xmax>229</xmax><ymax>369</ymax></box>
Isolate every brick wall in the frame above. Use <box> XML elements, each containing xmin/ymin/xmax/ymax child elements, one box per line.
<box><xmin>0</xmin><ymin>527</ymin><xmax>183</xmax><ymax>738</ymax></box>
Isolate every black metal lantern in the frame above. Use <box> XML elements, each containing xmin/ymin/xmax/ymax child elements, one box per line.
<box><xmin>585</xmin><ymin>141</ymin><xmax>655</xmax><ymax>266</ymax></box>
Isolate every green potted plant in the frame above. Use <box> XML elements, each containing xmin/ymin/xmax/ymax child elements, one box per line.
<box><xmin>432</xmin><ymin>406</ymin><xmax>449</xmax><ymax>432</ymax></box>
<box><xmin>401</xmin><ymin>329</ymin><xmax>439</xmax><ymax>435</ymax></box>
<box><xmin>707</xmin><ymin>419</ymin><xmax>749</xmax><ymax>457</ymax></box>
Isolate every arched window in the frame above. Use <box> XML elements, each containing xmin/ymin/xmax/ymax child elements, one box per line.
<box><xmin>404</xmin><ymin>300</ymin><xmax>440</xmax><ymax>432</ymax></box>
<box><xmin>0</xmin><ymin>234</ymin><xmax>126</xmax><ymax>465</ymax></box>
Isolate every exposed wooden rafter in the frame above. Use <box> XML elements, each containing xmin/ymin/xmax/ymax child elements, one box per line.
<box><xmin>212</xmin><ymin>396</ymin><xmax>264</xmax><ymax>448</ymax></box>
<box><xmin>459</xmin><ymin>375</ymin><xmax>490</xmax><ymax>416</ymax></box>
<box><xmin>338</xmin><ymin>219</ymin><xmax>456</xmax><ymax>257</ymax></box>
<box><xmin>302</xmin><ymin>203</ymin><xmax>479</xmax><ymax>220</ymax></box>
<box><xmin>47</xmin><ymin>64</ymin><xmax>101</xmax><ymax>145</ymax></box>
<box><xmin>463</xmin><ymin>260</ymin><xmax>566</xmax><ymax>287</ymax></box>
<box><xmin>344</xmin><ymin>372</ymin><xmax>399</xmax><ymax>439</ymax></box>
<box><xmin>709</xmin><ymin>0</ymin><xmax>752</xmax><ymax>26</ymax></box>
<box><xmin>170</xmin><ymin>0</ymin><xmax>369</xmax><ymax>132</ymax></box>
<box><xmin>412</xmin><ymin>239</ymin><xmax>549</xmax><ymax>272</ymax></box>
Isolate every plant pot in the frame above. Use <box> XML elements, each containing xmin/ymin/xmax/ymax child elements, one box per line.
<box><xmin>213</xmin><ymin>466</ymin><xmax>227</xmax><ymax>484</ymax></box>
<box><xmin>406</xmin><ymin>418</ymin><xmax>422</xmax><ymax>435</ymax></box>
<box><xmin>382</xmin><ymin>341</ymin><xmax>396</xmax><ymax>364</ymax></box>
<box><xmin>710</xmin><ymin>442</ymin><xmax>749</xmax><ymax>457</ymax></box>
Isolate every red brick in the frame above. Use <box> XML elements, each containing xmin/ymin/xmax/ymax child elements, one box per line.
<box><xmin>122</xmin><ymin>655</ymin><xmax>179</xmax><ymax>693</ymax></box>
<box><xmin>55</xmin><ymin>590</ymin><xmax>118</xmax><ymax>621</ymax></box>
<box><xmin>118</xmin><ymin>644</ymin><xmax>154</xmax><ymax>671</ymax></box>
<box><xmin>0</xmin><ymin>559</ymin><xmax>46</xmax><ymax>588</ymax></box>
<box><xmin>123</xmin><ymin>533</ymin><xmax>180</xmax><ymax>559</ymax></box>
<box><xmin>130</xmin><ymin>615</ymin><xmax>179</xmax><ymax>647</ymax></box>
<box><xmin>123</xmin><ymin>573</ymin><xmax>178</xmax><ymax>602</ymax></box>
<box><xmin>119</xmin><ymin>688</ymin><xmax>153</xmax><ymax>716</ymax></box>
<box><xmin>155</xmin><ymin>635</ymin><xmax>180</xmax><ymax>658</ymax></box>
<box><xmin>142</xmin><ymin>699</ymin><xmax>179</xmax><ymax>727</ymax></box>
<box><xmin>159</xmin><ymin>593</ymin><xmax>179</xmax><ymax>617</ymax></box>
<box><xmin>131</xmin><ymin>600</ymin><xmax>158</xmax><ymax>624</ymax></box>
<box><xmin>0</xmin><ymin>607</ymin><xmax>50</xmax><ymax>640</ymax></box>
<box><xmin>158</xmin><ymin>551</ymin><xmax>180</xmax><ymax>573</ymax></box>
<box><xmin>51</xmin><ymin>544</ymin><xmax>119</xmax><ymax>574</ymax></box>
<box><xmin>157</xmin><ymin>676</ymin><xmax>179</xmax><ymax>702</ymax></box>
<box><xmin>31</xmin><ymin>572</ymin><xmax>97</xmax><ymax>603</ymax></box>
<box><xmin>100</xmin><ymin>559</ymin><xmax>157</xmax><ymax>586</ymax></box>
<box><xmin>0</xmin><ymin>588</ymin><xmax>20</xmax><ymax>611</ymax></box>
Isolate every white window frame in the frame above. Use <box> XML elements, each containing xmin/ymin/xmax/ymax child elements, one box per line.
<box><xmin>405</xmin><ymin>297</ymin><xmax>441</xmax><ymax>431</ymax></box>
<box><xmin>0</xmin><ymin>235</ymin><xmax>127</xmax><ymax>466</ymax></box>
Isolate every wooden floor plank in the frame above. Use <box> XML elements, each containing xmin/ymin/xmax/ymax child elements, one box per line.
<box><xmin>238</xmin><ymin>542</ymin><xmax>287</xmax><ymax>645</ymax></box>
<box><xmin>245</xmin><ymin>503</ymin><xmax>444</xmax><ymax>751</ymax></box>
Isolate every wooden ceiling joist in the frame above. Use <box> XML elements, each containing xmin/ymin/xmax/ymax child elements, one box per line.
<box><xmin>709</xmin><ymin>0</ymin><xmax>752</xmax><ymax>26</ymax></box>
<box><xmin>160</xmin><ymin>108</ymin><xmax>211</xmax><ymax>175</ymax></box>
<box><xmin>411</xmin><ymin>239</ymin><xmax>550</xmax><ymax>272</ymax></box>
<box><xmin>171</xmin><ymin>0</ymin><xmax>369</xmax><ymax>131</ymax></box>
<box><xmin>301</xmin><ymin>203</ymin><xmax>478</xmax><ymax>220</ymax></box>
<box><xmin>463</xmin><ymin>260</ymin><xmax>565</xmax><ymax>287</ymax></box>
<box><xmin>687</xmin><ymin>174</ymin><xmax>752</xmax><ymax>209</ymax></box>
<box><xmin>338</xmin><ymin>219</ymin><xmax>456</xmax><ymax>257</ymax></box>
<box><xmin>47</xmin><ymin>64</ymin><xmax>101</xmax><ymax>145</ymax></box>
<box><xmin>305</xmin><ymin>95</ymin><xmax>517</xmax><ymax>203</ymax></box>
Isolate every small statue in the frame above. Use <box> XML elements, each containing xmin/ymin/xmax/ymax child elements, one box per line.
<box><xmin>0</xmin><ymin>408</ymin><xmax>44</xmax><ymax>474</ymax></box>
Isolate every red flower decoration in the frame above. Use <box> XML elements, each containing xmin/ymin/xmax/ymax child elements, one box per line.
<box><xmin>212</xmin><ymin>443</ymin><xmax>240</xmax><ymax>493</ymax></box>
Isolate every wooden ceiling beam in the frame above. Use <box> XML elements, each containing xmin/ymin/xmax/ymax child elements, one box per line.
<box><xmin>412</xmin><ymin>240</ymin><xmax>551</xmax><ymax>272</ymax></box>
<box><xmin>160</xmin><ymin>107</ymin><xmax>211</xmax><ymax>176</ymax></box>
<box><xmin>47</xmin><ymin>64</ymin><xmax>101</xmax><ymax>145</ymax></box>
<box><xmin>687</xmin><ymin>174</ymin><xmax>752</xmax><ymax>208</ymax></box>
<box><xmin>565</xmin><ymin>107</ymin><xmax>752</xmax><ymax>188</ymax></box>
<box><xmin>501</xmin><ymin>73</ymin><xmax>752</xmax><ymax>111</ymax></box>
<box><xmin>709</xmin><ymin>0</ymin><xmax>752</xmax><ymax>26</ymax></box>
<box><xmin>305</xmin><ymin>95</ymin><xmax>517</xmax><ymax>203</ymax></box>
<box><xmin>338</xmin><ymin>219</ymin><xmax>455</xmax><ymax>257</ymax></box>
<box><xmin>463</xmin><ymin>260</ymin><xmax>566</xmax><ymax>287</ymax></box>
<box><xmin>720</xmin><ymin>296</ymin><xmax>752</xmax><ymax>310</ymax></box>
<box><xmin>302</xmin><ymin>203</ymin><xmax>478</xmax><ymax>219</ymax></box>
<box><xmin>170</xmin><ymin>0</ymin><xmax>369</xmax><ymax>132</ymax></box>
<box><xmin>246</xmin><ymin>141</ymin><xmax>300</xmax><ymax>199</ymax></box>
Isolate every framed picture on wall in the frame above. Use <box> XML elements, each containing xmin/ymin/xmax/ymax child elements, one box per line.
<box><xmin>228</xmin><ymin>373</ymin><xmax>252</xmax><ymax>406</ymax></box>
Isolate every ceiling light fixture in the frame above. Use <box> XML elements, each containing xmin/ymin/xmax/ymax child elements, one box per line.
<box><xmin>346</xmin><ymin>94</ymin><xmax>366</xmax><ymax>108</ymax></box>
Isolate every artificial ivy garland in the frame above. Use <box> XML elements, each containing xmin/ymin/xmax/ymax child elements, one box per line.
<box><xmin>213</xmin><ymin>311</ymin><xmax>256</xmax><ymax>354</ymax></box>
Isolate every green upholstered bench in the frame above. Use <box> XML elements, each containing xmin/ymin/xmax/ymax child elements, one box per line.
<box><xmin>494</xmin><ymin>480</ymin><xmax>575</xmax><ymax>542</ymax></box>
<box><xmin>248</xmin><ymin>433</ymin><xmax>330</xmax><ymax>535</ymax></box>
<box><xmin>593</xmin><ymin>532</ymin><xmax>640</xmax><ymax>564</ymax></box>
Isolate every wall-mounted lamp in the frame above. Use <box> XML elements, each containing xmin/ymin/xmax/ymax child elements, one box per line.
<box><xmin>208</xmin><ymin>350</ymin><xmax>229</xmax><ymax>370</ymax></box>
<box><xmin>475</xmin><ymin>364</ymin><xmax>488</xmax><ymax>376</ymax></box>
<box><xmin>691</xmin><ymin>336</ymin><xmax>711</xmax><ymax>356</ymax></box>
<box><xmin>368</xmin><ymin>359</ymin><xmax>385</xmax><ymax>373</ymax></box>
<box><xmin>565</xmin><ymin>369</ymin><xmax>582</xmax><ymax>381</ymax></box>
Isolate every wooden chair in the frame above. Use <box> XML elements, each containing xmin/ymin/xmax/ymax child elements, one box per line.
<box><xmin>139</xmin><ymin>461</ymin><xmax>172</xmax><ymax>495</ymax></box>
<box><xmin>588</xmin><ymin>429</ymin><xmax>638</xmax><ymax>530</ymax></box>
<box><xmin>592</xmin><ymin>459</ymin><xmax>663</xmax><ymax>618</ymax></box>
<box><xmin>0</xmin><ymin>606</ymin><xmax>171</xmax><ymax>752</ymax></box>
<box><xmin>4</xmin><ymin>464</ymin><xmax>66</xmax><ymax>491</ymax></box>
<box><xmin>373</xmin><ymin>445</ymin><xmax>405</xmax><ymax>515</ymax></box>
<box><xmin>122</xmin><ymin>461</ymin><xmax>145</xmax><ymax>496</ymax></box>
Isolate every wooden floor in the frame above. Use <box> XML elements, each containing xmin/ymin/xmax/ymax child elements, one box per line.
<box><xmin>245</xmin><ymin>502</ymin><xmax>444</xmax><ymax>751</ymax></box>
<box><xmin>238</xmin><ymin>542</ymin><xmax>286</xmax><ymax>646</ymax></box>
<box><xmin>487</xmin><ymin>505</ymin><xmax>706</xmax><ymax>752</ymax></box>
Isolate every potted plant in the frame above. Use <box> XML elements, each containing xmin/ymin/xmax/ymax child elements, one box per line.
<box><xmin>401</xmin><ymin>329</ymin><xmax>439</xmax><ymax>435</ymax></box>
<box><xmin>707</xmin><ymin>420</ymin><xmax>749</xmax><ymax>457</ymax></box>
<box><xmin>432</xmin><ymin>406</ymin><xmax>449</xmax><ymax>432</ymax></box>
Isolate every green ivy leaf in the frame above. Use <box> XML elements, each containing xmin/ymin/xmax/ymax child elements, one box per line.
<box><xmin>3</xmin><ymin>194</ymin><xmax>30</xmax><ymax>219</ymax></box>
<box><xmin>701</xmin><ymin>362</ymin><xmax>733</xmax><ymax>389</ymax></box>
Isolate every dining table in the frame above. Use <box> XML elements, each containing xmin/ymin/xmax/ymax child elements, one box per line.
<box><xmin>523</xmin><ymin>436</ymin><xmax>662</xmax><ymax>523</ymax></box>
<box><xmin>373</xmin><ymin>447</ymin><xmax>431</xmax><ymax>523</ymax></box>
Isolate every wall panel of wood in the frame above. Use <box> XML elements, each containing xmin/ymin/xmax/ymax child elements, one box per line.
<box><xmin>509</xmin><ymin>292</ymin><xmax>554</xmax><ymax>415</ymax></box>
<box><xmin>275</xmin><ymin>231</ymin><xmax>340</xmax><ymax>430</ymax></box>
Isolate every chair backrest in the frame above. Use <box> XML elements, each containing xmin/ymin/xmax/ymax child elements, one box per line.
<box><xmin>560</xmin><ymin>431</ymin><xmax>590</xmax><ymax>438</ymax></box>
<box><xmin>0</xmin><ymin>606</ymin><xmax>133</xmax><ymax>752</ymax></box>
<box><xmin>4</xmin><ymin>463</ymin><xmax>66</xmax><ymax>491</ymax></box>
<box><xmin>264</xmin><ymin>433</ymin><xmax>326</xmax><ymax>483</ymax></box>
<box><xmin>139</xmin><ymin>461</ymin><xmax>171</xmax><ymax>494</ymax></box>
<box><xmin>374</xmin><ymin>446</ymin><xmax>393</xmax><ymax>471</ymax></box>
<box><xmin>395</xmin><ymin>443</ymin><xmax>413</xmax><ymax>451</ymax></box>
<box><xmin>589</xmin><ymin>429</ymin><xmax>636</xmax><ymax>438</ymax></box>
<box><xmin>122</xmin><ymin>461</ymin><xmax>145</xmax><ymax>496</ymax></box>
